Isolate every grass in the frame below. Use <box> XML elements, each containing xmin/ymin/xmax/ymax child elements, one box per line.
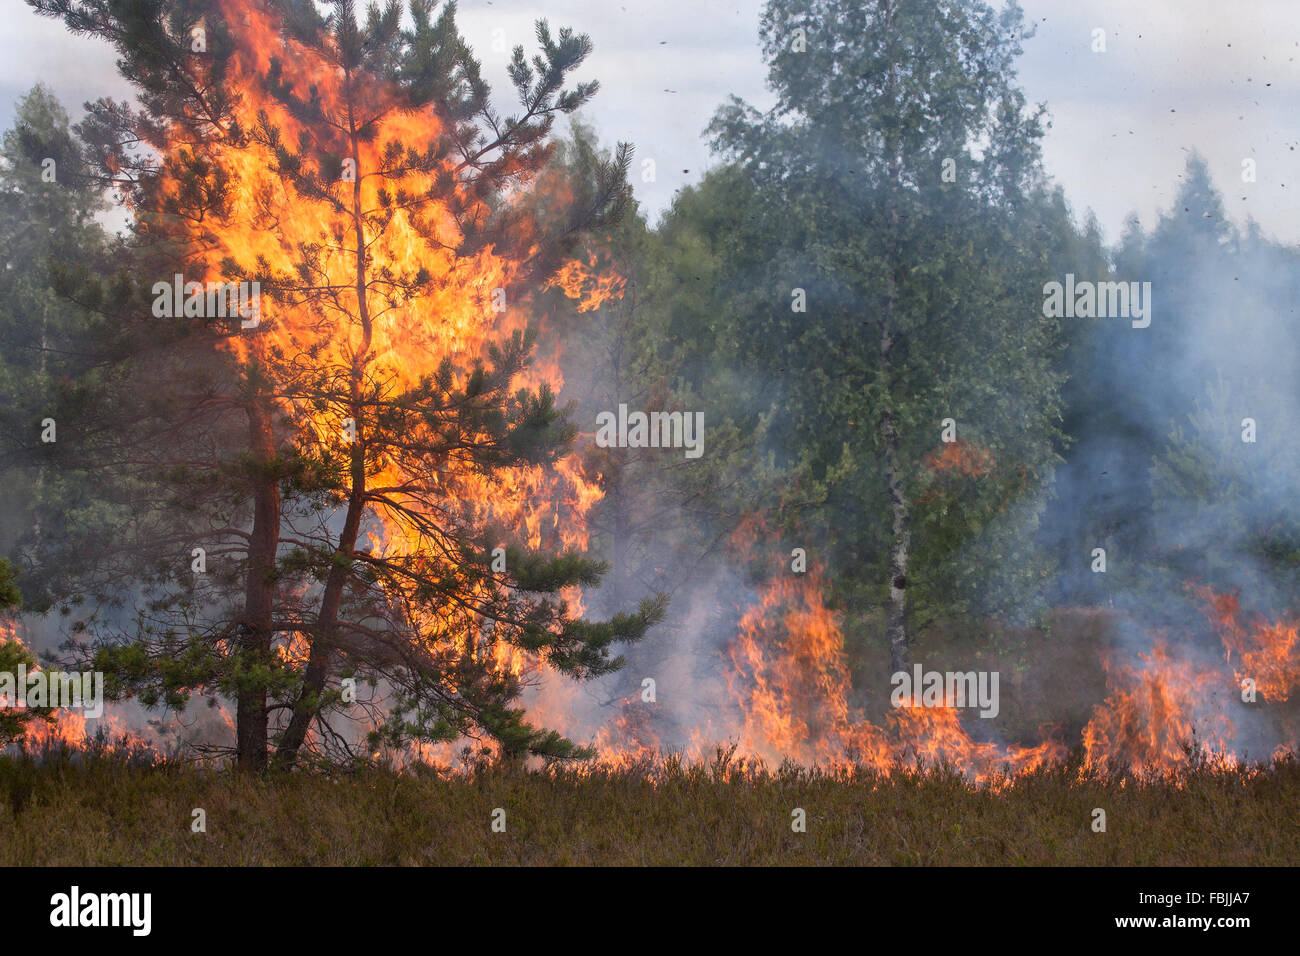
<box><xmin>2</xmin><ymin>742</ymin><xmax>1298</xmax><ymax>865</ymax></box>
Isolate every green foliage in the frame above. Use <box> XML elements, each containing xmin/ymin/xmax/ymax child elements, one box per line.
<box><xmin>649</xmin><ymin>0</ymin><xmax>1073</xmax><ymax>654</ymax></box>
<box><xmin>0</xmin><ymin>560</ymin><xmax>20</xmax><ymax>611</ymax></box>
<box><xmin>0</xmin><ymin>638</ymin><xmax>54</xmax><ymax>745</ymax></box>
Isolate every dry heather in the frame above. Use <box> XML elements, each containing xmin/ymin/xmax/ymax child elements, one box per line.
<box><xmin>2</xmin><ymin>744</ymin><xmax>1297</xmax><ymax>866</ymax></box>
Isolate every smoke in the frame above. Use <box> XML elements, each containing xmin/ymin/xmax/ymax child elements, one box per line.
<box><xmin>1048</xmin><ymin>158</ymin><xmax>1299</xmax><ymax>615</ymax></box>
<box><xmin>525</xmin><ymin>149</ymin><xmax>1300</xmax><ymax>774</ymax></box>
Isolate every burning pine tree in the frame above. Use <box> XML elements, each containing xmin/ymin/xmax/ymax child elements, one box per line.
<box><xmin>32</xmin><ymin>0</ymin><xmax>663</xmax><ymax>769</ymax></box>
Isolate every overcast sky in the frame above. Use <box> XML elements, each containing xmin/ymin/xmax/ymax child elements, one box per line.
<box><xmin>3</xmin><ymin>0</ymin><xmax>1298</xmax><ymax>244</ymax></box>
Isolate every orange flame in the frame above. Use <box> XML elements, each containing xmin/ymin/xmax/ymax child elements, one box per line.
<box><xmin>1193</xmin><ymin>585</ymin><xmax>1300</xmax><ymax>702</ymax></box>
<box><xmin>1081</xmin><ymin>638</ymin><xmax>1236</xmax><ymax>777</ymax></box>
<box><xmin>548</xmin><ymin>246</ymin><xmax>626</xmax><ymax>312</ymax></box>
<box><xmin>923</xmin><ymin>439</ymin><xmax>995</xmax><ymax>478</ymax></box>
<box><xmin>723</xmin><ymin>570</ymin><xmax>1065</xmax><ymax>786</ymax></box>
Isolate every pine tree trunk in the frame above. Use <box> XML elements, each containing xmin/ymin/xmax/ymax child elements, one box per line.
<box><xmin>275</xmin><ymin>101</ymin><xmax>371</xmax><ymax>770</ymax></box>
<box><xmin>275</xmin><ymin>426</ymin><xmax>365</xmax><ymax>767</ymax></box>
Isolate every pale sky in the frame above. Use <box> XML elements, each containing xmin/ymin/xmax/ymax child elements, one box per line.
<box><xmin>3</xmin><ymin>0</ymin><xmax>1298</xmax><ymax>244</ymax></box>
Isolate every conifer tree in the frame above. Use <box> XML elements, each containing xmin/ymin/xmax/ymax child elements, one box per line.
<box><xmin>30</xmin><ymin>0</ymin><xmax>661</xmax><ymax>768</ymax></box>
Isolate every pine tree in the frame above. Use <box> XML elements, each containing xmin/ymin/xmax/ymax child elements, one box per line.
<box><xmin>0</xmin><ymin>85</ymin><xmax>118</xmax><ymax>571</ymax></box>
<box><xmin>29</xmin><ymin>0</ymin><xmax>661</xmax><ymax>768</ymax></box>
